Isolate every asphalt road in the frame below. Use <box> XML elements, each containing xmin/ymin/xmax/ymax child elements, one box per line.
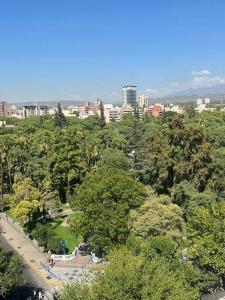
<box><xmin>0</xmin><ymin>233</ymin><xmax>54</xmax><ymax>300</ymax></box>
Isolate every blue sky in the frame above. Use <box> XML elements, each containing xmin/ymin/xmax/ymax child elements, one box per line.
<box><xmin>1</xmin><ymin>0</ymin><xmax>225</xmax><ymax>102</ymax></box>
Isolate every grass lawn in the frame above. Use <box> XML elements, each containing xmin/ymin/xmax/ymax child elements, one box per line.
<box><xmin>50</xmin><ymin>215</ymin><xmax>82</xmax><ymax>253</ymax></box>
<box><xmin>4</xmin><ymin>203</ymin><xmax>82</xmax><ymax>254</ymax></box>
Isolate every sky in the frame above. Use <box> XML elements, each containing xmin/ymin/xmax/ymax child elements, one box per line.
<box><xmin>1</xmin><ymin>0</ymin><xmax>225</xmax><ymax>102</ymax></box>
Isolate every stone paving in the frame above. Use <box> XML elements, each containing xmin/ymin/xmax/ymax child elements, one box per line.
<box><xmin>49</xmin><ymin>253</ymin><xmax>98</xmax><ymax>283</ymax></box>
<box><xmin>52</xmin><ymin>265</ymin><xmax>95</xmax><ymax>283</ymax></box>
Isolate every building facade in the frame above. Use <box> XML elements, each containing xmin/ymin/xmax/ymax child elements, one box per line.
<box><xmin>23</xmin><ymin>105</ymin><xmax>49</xmax><ymax>118</ymax></box>
<box><xmin>138</xmin><ymin>95</ymin><xmax>149</xmax><ymax>108</ymax></box>
<box><xmin>148</xmin><ymin>104</ymin><xmax>164</xmax><ymax>117</ymax></box>
<box><xmin>122</xmin><ymin>85</ymin><xmax>137</xmax><ymax>107</ymax></box>
<box><xmin>0</xmin><ymin>101</ymin><xmax>8</xmax><ymax>117</ymax></box>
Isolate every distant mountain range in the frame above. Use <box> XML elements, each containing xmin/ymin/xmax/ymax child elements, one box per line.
<box><xmin>153</xmin><ymin>84</ymin><xmax>225</xmax><ymax>103</ymax></box>
<box><xmin>169</xmin><ymin>84</ymin><xmax>225</xmax><ymax>97</ymax></box>
<box><xmin>10</xmin><ymin>100</ymin><xmax>84</xmax><ymax>108</ymax></box>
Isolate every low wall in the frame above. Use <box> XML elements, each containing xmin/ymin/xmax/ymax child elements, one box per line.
<box><xmin>51</xmin><ymin>247</ymin><xmax>79</xmax><ymax>261</ymax></box>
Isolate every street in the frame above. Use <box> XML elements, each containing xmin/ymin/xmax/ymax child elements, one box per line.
<box><xmin>0</xmin><ymin>218</ymin><xmax>54</xmax><ymax>300</ymax></box>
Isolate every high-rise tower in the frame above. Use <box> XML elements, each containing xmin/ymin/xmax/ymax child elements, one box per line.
<box><xmin>122</xmin><ymin>85</ymin><xmax>137</xmax><ymax>107</ymax></box>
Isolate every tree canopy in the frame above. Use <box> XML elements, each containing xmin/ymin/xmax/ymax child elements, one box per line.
<box><xmin>0</xmin><ymin>248</ymin><xmax>24</xmax><ymax>298</ymax></box>
<box><xmin>71</xmin><ymin>167</ymin><xmax>145</xmax><ymax>256</ymax></box>
<box><xmin>2</xmin><ymin>110</ymin><xmax>225</xmax><ymax>297</ymax></box>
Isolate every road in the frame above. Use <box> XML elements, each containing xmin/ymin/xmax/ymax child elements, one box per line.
<box><xmin>0</xmin><ymin>216</ymin><xmax>55</xmax><ymax>300</ymax></box>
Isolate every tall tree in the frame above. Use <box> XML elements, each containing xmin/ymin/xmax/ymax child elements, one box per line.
<box><xmin>54</xmin><ymin>102</ymin><xmax>68</xmax><ymax>128</ymax></box>
<box><xmin>10</xmin><ymin>178</ymin><xmax>41</xmax><ymax>225</ymax></box>
<box><xmin>99</xmin><ymin>101</ymin><xmax>106</xmax><ymax>128</ymax></box>
<box><xmin>187</xmin><ymin>202</ymin><xmax>225</xmax><ymax>284</ymax></box>
<box><xmin>129</xmin><ymin>194</ymin><xmax>185</xmax><ymax>241</ymax></box>
<box><xmin>70</xmin><ymin>167</ymin><xmax>145</xmax><ymax>256</ymax></box>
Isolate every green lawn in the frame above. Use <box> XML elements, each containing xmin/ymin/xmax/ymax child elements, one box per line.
<box><xmin>50</xmin><ymin>215</ymin><xmax>82</xmax><ymax>253</ymax></box>
<box><xmin>4</xmin><ymin>205</ymin><xmax>82</xmax><ymax>254</ymax></box>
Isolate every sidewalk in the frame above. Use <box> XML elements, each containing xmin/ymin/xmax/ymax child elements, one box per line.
<box><xmin>0</xmin><ymin>213</ymin><xmax>62</xmax><ymax>292</ymax></box>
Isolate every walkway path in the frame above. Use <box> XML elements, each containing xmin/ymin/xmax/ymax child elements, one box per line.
<box><xmin>0</xmin><ymin>213</ymin><xmax>62</xmax><ymax>299</ymax></box>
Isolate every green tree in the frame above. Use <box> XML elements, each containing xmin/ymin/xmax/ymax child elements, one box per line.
<box><xmin>130</xmin><ymin>194</ymin><xmax>185</xmax><ymax>241</ymax></box>
<box><xmin>59</xmin><ymin>247</ymin><xmax>198</xmax><ymax>300</ymax></box>
<box><xmin>32</xmin><ymin>224</ymin><xmax>53</xmax><ymax>251</ymax></box>
<box><xmin>187</xmin><ymin>202</ymin><xmax>225</xmax><ymax>284</ymax></box>
<box><xmin>172</xmin><ymin>180</ymin><xmax>217</xmax><ymax>218</ymax></box>
<box><xmin>71</xmin><ymin>167</ymin><xmax>145</xmax><ymax>256</ymax></box>
<box><xmin>32</xmin><ymin>224</ymin><xmax>62</xmax><ymax>253</ymax></box>
<box><xmin>127</xmin><ymin>235</ymin><xmax>178</xmax><ymax>261</ymax></box>
<box><xmin>0</xmin><ymin>248</ymin><xmax>24</xmax><ymax>298</ymax></box>
<box><xmin>48</xmin><ymin>130</ymin><xmax>86</xmax><ymax>202</ymax></box>
<box><xmin>10</xmin><ymin>178</ymin><xmax>41</xmax><ymax>225</ymax></box>
<box><xmin>98</xmin><ymin>148</ymin><xmax>130</xmax><ymax>171</ymax></box>
<box><xmin>54</xmin><ymin>102</ymin><xmax>68</xmax><ymax>128</ymax></box>
<box><xmin>99</xmin><ymin>101</ymin><xmax>106</xmax><ymax>128</ymax></box>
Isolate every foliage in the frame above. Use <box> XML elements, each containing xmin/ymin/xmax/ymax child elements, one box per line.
<box><xmin>0</xmin><ymin>248</ymin><xmax>24</xmax><ymax>298</ymax></box>
<box><xmin>71</xmin><ymin>167</ymin><xmax>145</xmax><ymax>256</ymax></box>
<box><xmin>47</xmin><ymin>236</ymin><xmax>62</xmax><ymax>254</ymax></box>
<box><xmin>2</xmin><ymin>111</ymin><xmax>225</xmax><ymax>295</ymax></box>
<box><xmin>136</xmin><ymin>120</ymin><xmax>213</xmax><ymax>193</ymax></box>
<box><xmin>98</xmin><ymin>148</ymin><xmax>130</xmax><ymax>171</ymax></box>
<box><xmin>172</xmin><ymin>180</ymin><xmax>217</xmax><ymax>218</ymax></box>
<box><xmin>59</xmin><ymin>247</ymin><xmax>198</xmax><ymax>300</ymax></box>
<box><xmin>32</xmin><ymin>224</ymin><xmax>54</xmax><ymax>251</ymax></box>
<box><xmin>130</xmin><ymin>194</ymin><xmax>185</xmax><ymax>241</ymax></box>
<box><xmin>32</xmin><ymin>223</ymin><xmax>61</xmax><ymax>252</ymax></box>
<box><xmin>10</xmin><ymin>178</ymin><xmax>41</xmax><ymax>225</ymax></box>
<box><xmin>54</xmin><ymin>102</ymin><xmax>68</xmax><ymax>128</ymax></box>
<box><xmin>99</xmin><ymin>101</ymin><xmax>106</xmax><ymax>128</ymax></box>
<box><xmin>127</xmin><ymin>235</ymin><xmax>179</xmax><ymax>261</ymax></box>
<box><xmin>187</xmin><ymin>202</ymin><xmax>225</xmax><ymax>278</ymax></box>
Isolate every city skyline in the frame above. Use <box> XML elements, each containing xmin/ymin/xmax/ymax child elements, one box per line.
<box><xmin>1</xmin><ymin>0</ymin><xmax>225</xmax><ymax>102</ymax></box>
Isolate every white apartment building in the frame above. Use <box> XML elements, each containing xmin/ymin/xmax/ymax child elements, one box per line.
<box><xmin>138</xmin><ymin>95</ymin><xmax>149</xmax><ymax>108</ymax></box>
<box><xmin>23</xmin><ymin>105</ymin><xmax>49</xmax><ymax>118</ymax></box>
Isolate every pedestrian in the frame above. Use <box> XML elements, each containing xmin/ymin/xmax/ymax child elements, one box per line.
<box><xmin>49</xmin><ymin>257</ymin><xmax>54</xmax><ymax>269</ymax></box>
<box><xmin>38</xmin><ymin>291</ymin><xmax>42</xmax><ymax>299</ymax></box>
<box><xmin>33</xmin><ymin>289</ymin><xmax>37</xmax><ymax>299</ymax></box>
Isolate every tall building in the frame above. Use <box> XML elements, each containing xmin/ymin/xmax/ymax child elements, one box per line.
<box><xmin>39</xmin><ymin>105</ymin><xmax>49</xmax><ymax>116</ymax></box>
<box><xmin>23</xmin><ymin>105</ymin><xmax>38</xmax><ymax>118</ymax></box>
<box><xmin>23</xmin><ymin>105</ymin><xmax>49</xmax><ymax>118</ymax></box>
<box><xmin>138</xmin><ymin>95</ymin><xmax>149</xmax><ymax>108</ymax></box>
<box><xmin>197</xmin><ymin>98</ymin><xmax>203</xmax><ymax>106</ymax></box>
<box><xmin>0</xmin><ymin>101</ymin><xmax>8</xmax><ymax>117</ymax></box>
<box><xmin>122</xmin><ymin>85</ymin><xmax>137</xmax><ymax>107</ymax></box>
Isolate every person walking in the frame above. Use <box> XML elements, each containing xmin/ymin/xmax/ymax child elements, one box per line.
<box><xmin>38</xmin><ymin>291</ymin><xmax>42</xmax><ymax>300</ymax></box>
<box><xmin>33</xmin><ymin>289</ymin><xmax>37</xmax><ymax>299</ymax></box>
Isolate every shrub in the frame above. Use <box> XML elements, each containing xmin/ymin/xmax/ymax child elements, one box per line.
<box><xmin>47</xmin><ymin>236</ymin><xmax>62</xmax><ymax>254</ymax></box>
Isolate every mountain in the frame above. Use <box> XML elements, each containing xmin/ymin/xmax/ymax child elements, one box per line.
<box><xmin>10</xmin><ymin>100</ymin><xmax>83</xmax><ymax>108</ymax></box>
<box><xmin>150</xmin><ymin>84</ymin><xmax>225</xmax><ymax>103</ymax></box>
<box><xmin>169</xmin><ymin>84</ymin><xmax>225</xmax><ymax>97</ymax></box>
